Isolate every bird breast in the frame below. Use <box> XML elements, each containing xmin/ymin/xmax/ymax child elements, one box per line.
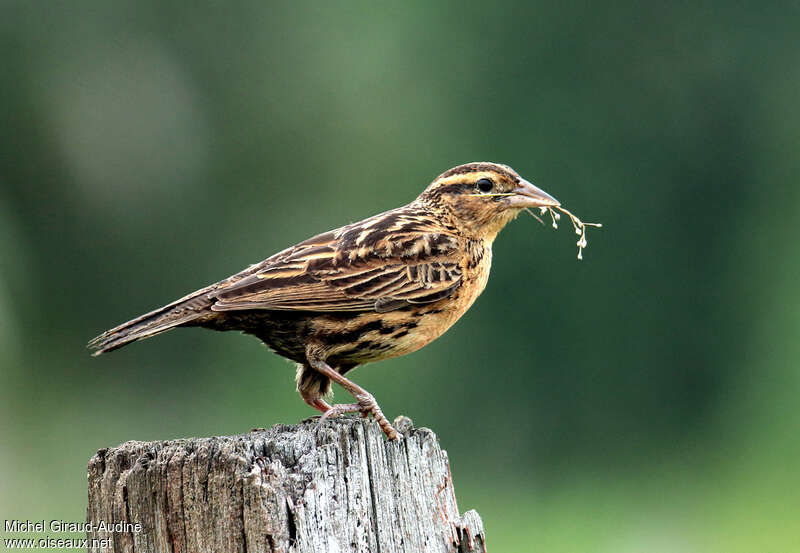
<box><xmin>390</xmin><ymin>239</ymin><xmax>492</xmax><ymax>355</ymax></box>
<box><xmin>328</xmin><ymin>239</ymin><xmax>493</xmax><ymax>364</ymax></box>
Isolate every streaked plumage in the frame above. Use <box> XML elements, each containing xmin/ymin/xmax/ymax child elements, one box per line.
<box><xmin>89</xmin><ymin>162</ymin><xmax>560</xmax><ymax>440</ymax></box>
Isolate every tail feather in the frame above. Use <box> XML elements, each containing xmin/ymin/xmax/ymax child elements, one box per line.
<box><xmin>88</xmin><ymin>287</ymin><xmax>215</xmax><ymax>355</ymax></box>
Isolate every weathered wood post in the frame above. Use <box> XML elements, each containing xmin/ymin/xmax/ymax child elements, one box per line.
<box><xmin>86</xmin><ymin>416</ymin><xmax>487</xmax><ymax>553</ymax></box>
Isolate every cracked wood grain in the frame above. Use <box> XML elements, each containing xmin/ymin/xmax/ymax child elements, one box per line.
<box><xmin>86</xmin><ymin>416</ymin><xmax>487</xmax><ymax>553</ymax></box>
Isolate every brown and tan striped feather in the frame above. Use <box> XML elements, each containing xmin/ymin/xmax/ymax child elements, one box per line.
<box><xmin>210</xmin><ymin>207</ymin><xmax>463</xmax><ymax>313</ymax></box>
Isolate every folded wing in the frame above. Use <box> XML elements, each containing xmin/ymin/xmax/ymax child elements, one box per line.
<box><xmin>211</xmin><ymin>210</ymin><xmax>463</xmax><ymax>313</ymax></box>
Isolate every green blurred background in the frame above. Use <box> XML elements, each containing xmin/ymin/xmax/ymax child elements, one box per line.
<box><xmin>2</xmin><ymin>1</ymin><xmax>799</xmax><ymax>551</ymax></box>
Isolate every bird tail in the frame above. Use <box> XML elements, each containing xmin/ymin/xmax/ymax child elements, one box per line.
<box><xmin>87</xmin><ymin>287</ymin><xmax>215</xmax><ymax>355</ymax></box>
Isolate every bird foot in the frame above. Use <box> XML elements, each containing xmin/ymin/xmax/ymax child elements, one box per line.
<box><xmin>318</xmin><ymin>392</ymin><xmax>400</xmax><ymax>441</ymax></box>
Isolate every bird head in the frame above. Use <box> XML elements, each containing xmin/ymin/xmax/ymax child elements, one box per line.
<box><xmin>418</xmin><ymin>162</ymin><xmax>560</xmax><ymax>242</ymax></box>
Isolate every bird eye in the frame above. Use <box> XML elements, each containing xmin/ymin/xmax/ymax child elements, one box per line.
<box><xmin>476</xmin><ymin>178</ymin><xmax>493</xmax><ymax>193</ymax></box>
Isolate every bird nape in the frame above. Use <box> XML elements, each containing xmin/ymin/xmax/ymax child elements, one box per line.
<box><xmin>89</xmin><ymin>161</ymin><xmax>599</xmax><ymax>440</ymax></box>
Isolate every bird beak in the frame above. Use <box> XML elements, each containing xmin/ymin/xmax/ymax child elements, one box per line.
<box><xmin>508</xmin><ymin>178</ymin><xmax>560</xmax><ymax>208</ymax></box>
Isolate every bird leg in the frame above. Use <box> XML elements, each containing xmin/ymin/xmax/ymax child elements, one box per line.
<box><xmin>307</xmin><ymin>357</ymin><xmax>400</xmax><ymax>441</ymax></box>
<box><xmin>296</xmin><ymin>363</ymin><xmax>333</xmax><ymax>413</ymax></box>
<box><xmin>302</xmin><ymin>396</ymin><xmax>333</xmax><ymax>413</ymax></box>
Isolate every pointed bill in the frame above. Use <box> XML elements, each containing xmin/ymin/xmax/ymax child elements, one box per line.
<box><xmin>507</xmin><ymin>178</ymin><xmax>560</xmax><ymax>208</ymax></box>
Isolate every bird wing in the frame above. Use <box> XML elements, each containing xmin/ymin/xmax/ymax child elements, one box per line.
<box><xmin>209</xmin><ymin>208</ymin><xmax>463</xmax><ymax>313</ymax></box>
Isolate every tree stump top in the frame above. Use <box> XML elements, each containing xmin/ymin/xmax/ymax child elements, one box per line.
<box><xmin>87</xmin><ymin>416</ymin><xmax>487</xmax><ymax>553</ymax></box>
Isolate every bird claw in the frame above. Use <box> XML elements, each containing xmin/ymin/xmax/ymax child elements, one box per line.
<box><xmin>317</xmin><ymin>393</ymin><xmax>400</xmax><ymax>441</ymax></box>
<box><xmin>318</xmin><ymin>402</ymin><xmax>361</xmax><ymax>423</ymax></box>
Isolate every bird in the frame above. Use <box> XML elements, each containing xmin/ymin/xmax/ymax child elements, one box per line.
<box><xmin>88</xmin><ymin>162</ymin><xmax>560</xmax><ymax>440</ymax></box>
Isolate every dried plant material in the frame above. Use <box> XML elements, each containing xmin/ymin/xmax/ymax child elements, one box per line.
<box><xmin>526</xmin><ymin>206</ymin><xmax>602</xmax><ymax>260</ymax></box>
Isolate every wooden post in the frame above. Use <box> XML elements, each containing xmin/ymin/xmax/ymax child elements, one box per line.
<box><xmin>86</xmin><ymin>416</ymin><xmax>487</xmax><ymax>553</ymax></box>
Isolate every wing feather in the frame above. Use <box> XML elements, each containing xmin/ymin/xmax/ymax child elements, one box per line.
<box><xmin>210</xmin><ymin>208</ymin><xmax>463</xmax><ymax>313</ymax></box>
